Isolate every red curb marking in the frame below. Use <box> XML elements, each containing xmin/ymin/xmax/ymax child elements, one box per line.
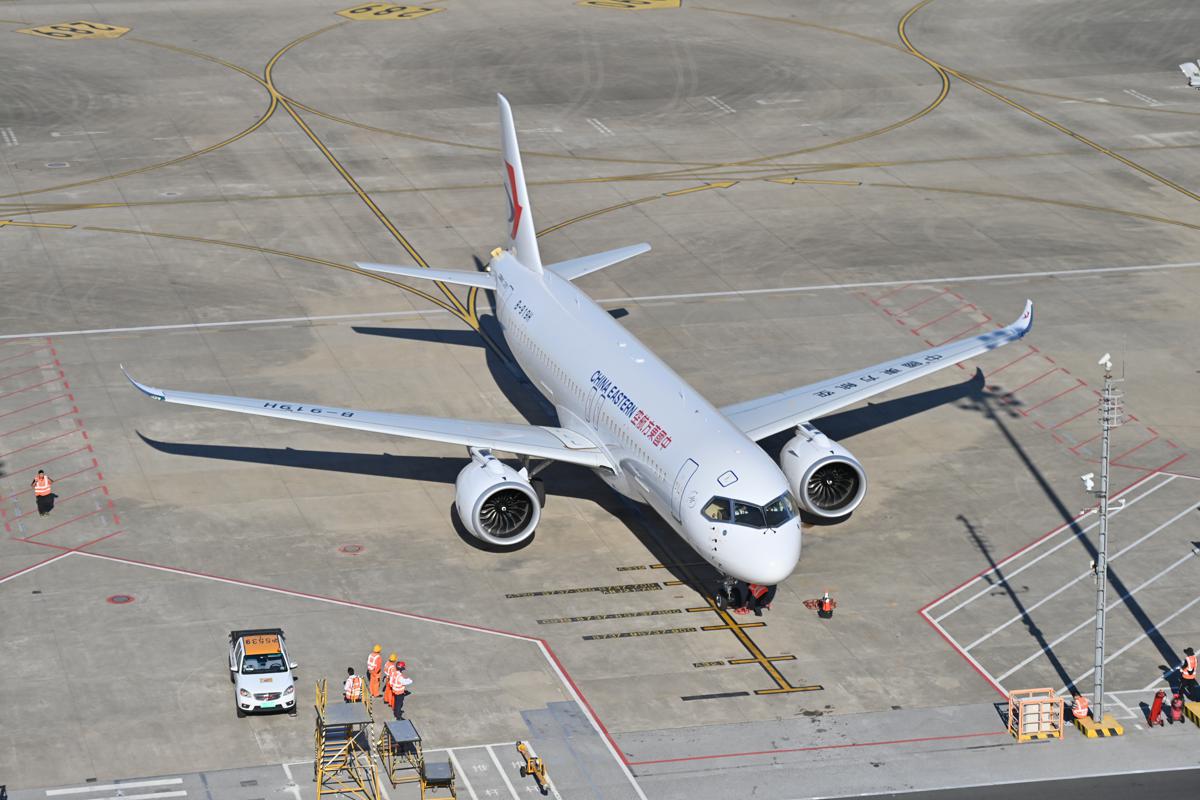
<box><xmin>0</xmin><ymin>345</ymin><xmax>51</xmax><ymax>365</ymax></box>
<box><xmin>1005</xmin><ymin>366</ymin><xmax>1060</xmax><ymax>395</ymax></box>
<box><xmin>1020</xmin><ymin>380</ymin><xmax>1086</xmax><ymax>416</ymax></box>
<box><xmin>625</xmin><ymin>730</ymin><xmax>1007</xmax><ymax>766</ymax></box>
<box><xmin>895</xmin><ymin>288</ymin><xmax>947</xmax><ymax>316</ymax></box>
<box><xmin>984</xmin><ymin>346</ymin><xmax>1038</xmax><ymax>377</ymax></box>
<box><xmin>4</xmin><ymin>485</ymin><xmax>104</xmax><ymax>523</ymax></box>
<box><xmin>16</xmin><ymin>505</ymin><xmax>111</xmax><ymax>540</ymax></box>
<box><xmin>0</xmin><ymin>373</ymin><xmax>65</xmax><ymax>400</ymax></box>
<box><xmin>0</xmin><ymin>363</ymin><xmax>54</xmax><ymax>383</ymax></box>
<box><xmin>1111</xmin><ymin>435</ymin><xmax>1159</xmax><ymax>465</ymax></box>
<box><xmin>1051</xmin><ymin>403</ymin><xmax>1097</xmax><ymax>430</ymax></box>
<box><xmin>0</xmin><ymin>410</ymin><xmax>77</xmax><ymax>439</ymax></box>
<box><xmin>912</xmin><ymin>303</ymin><xmax>973</xmax><ymax>334</ymax></box>
<box><xmin>0</xmin><ymin>393</ymin><xmax>71</xmax><ymax>421</ymax></box>
<box><xmin>0</xmin><ymin>428</ymin><xmax>81</xmax><ymax>459</ymax></box>
<box><xmin>933</xmin><ymin>317</ymin><xmax>991</xmax><ymax>346</ymax></box>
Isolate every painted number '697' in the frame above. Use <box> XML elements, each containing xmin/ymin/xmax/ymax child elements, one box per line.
<box><xmin>513</xmin><ymin>300</ymin><xmax>533</xmax><ymax>321</ymax></box>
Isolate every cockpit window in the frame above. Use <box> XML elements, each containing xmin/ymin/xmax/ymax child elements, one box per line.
<box><xmin>733</xmin><ymin>501</ymin><xmax>765</xmax><ymax>528</ymax></box>
<box><xmin>704</xmin><ymin>492</ymin><xmax>798</xmax><ymax>529</ymax></box>
<box><xmin>702</xmin><ymin>497</ymin><xmax>731</xmax><ymax>521</ymax></box>
<box><xmin>763</xmin><ymin>493</ymin><xmax>799</xmax><ymax>527</ymax></box>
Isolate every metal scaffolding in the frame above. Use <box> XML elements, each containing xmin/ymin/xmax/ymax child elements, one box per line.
<box><xmin>314</xmin><ymin>679</ymin><xmax>381</xmax><ymax>800</ymax></box>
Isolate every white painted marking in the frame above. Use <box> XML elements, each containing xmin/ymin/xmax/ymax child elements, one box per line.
<box><xmin>705</xmin><ymin>96</ymin><xmax>736</xmax><ymax>114</ymax></box>
<box><xmin>1063</xmin><ymin>593</ymin><xmax>1200</xmax><ymax>694</ymax></box>
<box><xmin>486</xmin><ymin>745</ymin><xmax>522</xmax><ymax>800</ymax></box>
<box><xmin>755</xmin><ymin>97</ymin><xmax>804</xmax><ymax>105</ymax></box>
<box><xmin>1123</xmin><ymin>88</ymin><xmax>1162</xmax><ymax>106</ymax></box>
<box><xmin>89</xmin><ymin>793</ymin><xmax>186</xmax><ymax>800</ymax></box>
<box><xmin>447</xmin><ymin>749</ymin><xmax>479</xmax><ymax>800</ymax></box>
<box><xmin>2</xmin><ymin>552</ymin><xmax>71</xmax><ymax>586</ymax></box>
<box><xmin>47</xmin><ymin>780</ymin><xmax>184</xmax><ymax>796</ymax></box>
<box><xmin>280</xmin><ymin>763</ymin><xmax>302</xmax><ymax>800</ymax></box>
<box><xmin>1000</xmin><ymin>547</ymin><xmax>1200</xmax><ymax>682</ymax></box>
<box><xmin>932</xmin><ymin>476</ymin><xmax>1173</xmax><ymax>621</ymax></box>
<box><xmin>964</xmin><ymin>490</ymin><xmax>1193</xmax><ymax>650</ymax></box>
<box><xmin>519</xmin><ymin>127</ymin><xmax>563</xmax><ymax>134</ymax></box>
<box><xmin>585</xmin><ymin>118</ymin><xmax>614</xmax><ymax>137</ymax></box>
<box><xmin>1</xmin><ymin>127</ymin><xmax>17</xmax><ymax>146</ymax></box>
<box><xmin>49</xmin><ymin>131</ymin><xmax>107</xmax><ymax>138</ymax></box>
<box><xmin>10</xmin><ymin>258</ymin><xmax>1200</xmax><ymax>342</ymax></box>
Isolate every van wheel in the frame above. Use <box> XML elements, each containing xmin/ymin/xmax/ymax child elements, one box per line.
<box><xmin>236</xmin><ymin>705</ymin><xmax>246</xmax><ymax>718</ymax></box>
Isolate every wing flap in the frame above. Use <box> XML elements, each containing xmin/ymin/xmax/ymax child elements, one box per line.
<box><xmin>723</xmin><ymin>300</ymin><xmax>1033</xmax><ymax>440</ymax></box>
<box><xmin>123</xmin><ymin>370</ymin><xmax>612</xmax><ymax>469</ymax></box>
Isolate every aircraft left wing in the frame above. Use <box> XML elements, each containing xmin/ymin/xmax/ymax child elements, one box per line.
<box><xmin>122</xmin><ymin>370</ymin><xmax>614</xmax><ymax>469</ymax></box>
<box><xmin>721</xmin><ymin>300</ymin><xmax>1033</xmax><ymax>441</ymax></box>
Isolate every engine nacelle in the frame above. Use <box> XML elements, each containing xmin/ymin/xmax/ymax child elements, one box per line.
<box><xmin>455</xmin><ymin>449</ymin><xmax>541</xmax><ymax>546</ymax></box>
<box><xmin>780</xmin><ymin>424</ymin><xmax>867</xmax><ymax>518</ymax></box>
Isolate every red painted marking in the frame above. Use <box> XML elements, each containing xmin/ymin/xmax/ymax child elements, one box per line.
<box><xmin>1146</xmin><ymin>426</ymin><xmax>1158</xmax><ymax>436</ymax></box>
<box><xmin>1005</xmin><ymin>366</ymin><xmax>1060</xmax><ymax>395</ymax></box>
<box><xmin>19</xmin><ymin>507</ymin><xmax>111</xmax><ymax>541</ymax></box>
<box><xmin>1051</xmin><ymin>404</ymin><xmax>1097</xmax><ymax>430</ymax></box>
<box><xmin>0</xmin><ymin>428</ymin><xmax>81</xmax><ymax>459</ymax></box>
<box><xmin>1032</xmin><ymin>420</ymin><xmax>1046</xmax><ymax>429</ymax></box>
<box><xmin>1111</xmin><ymin>435</ymin><xmax>1159</xmax><ymax>465</ymax></box>
<box><xmin>1020</xmin><ymin>381</ymin><xmax>1086</xmax><ymax>416</ymax></box>
<box><xmin>0</xmin><ymin>393</ymin><xmax>70</xmax><ymax>421</ymax></box>
<box><xmin>80</xmin><ymin>430</ymin><xmax>88</xmax><ymax>440</ymax></box>
<box><xmin>1070</xmin><ymin>432</ymin><xmax>1102</xmax><ymax>453</ymax></box>
<box><xmin>0</xmin><ymin>374</ymin><xmax>65</xmax><ymax>400</ymax></box>
<box><xmin>0</xmin><ymin>363</ymin><xmax>54</xmax><ymax>383</ymax></box>
<box><xmin>896</xmin><ymin>289</ymin><xmax>948</xmax><ymax>316</ymax></box>
<box><xmin>912</xmin><ymin>303</ymin><xmax>973</xmax><ymax>334</ymax></box>
<box><xmin>5</xmin><ymin>485</ymin><xmax>104</xmax><ymax>523</ymax></box>
<box><xmin>933</xmin><ymin>317</ymin><xmax>991</xmax><ymax>346</ymax></box>
<box><xmin>0</xmin><ymin>463</ymin><xmax>97</xmax><ymax>502</ymax></box>
<box><xmin>0</xmin><ymin>410</ymin><xmax>77</xmax><ymax>439</ymax></box>
<box><xmin>1117</xmin><ymin>453</ymin><xmax>1187</xmax><ymax>475</ymax></box>
<box><xmin>7</xmin><ymin>444</ymin><xmax>93</xmax><ymax>478</ymax></box>
<box><xmin>873</xmin><ymin>283</ymin><xmax>912</xmax><ymax>303</ymax></box>
<box><xmin>112</xmin><ymin>514</ymin><xmax>120</xmax><ymax>525</ymax></box>
<box><xmin>0</xmin><ymin>551</ymin><xmax>71</xmax><ymax>584</ymax></box>
<box><xmin>984</xmin><ymin>346</ymin><xmax>1038</xmax><ymax>377</ymax></box>
<box><xmin>0</xmin><ymin>346</ymin><xmax>50</xmax><ymax>365</ymax></box>
<box><xmin>12</xmin><ymin>529</ymin><xmax>126</xmax><ymax>554</ymax></box>
<box><xmin>626</xmin><ymin>731</ymin><xmax>1006</xmax><ymax>766</ymax></box>
<box><xmin>505</xmin><ymin>161</ymin><xmax>523</xmax><ymax>239</ymax></box>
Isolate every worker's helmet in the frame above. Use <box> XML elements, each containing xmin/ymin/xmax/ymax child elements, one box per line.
<box><xmin>389</xmin><ymin>652</ymin><xmax>398</xmax><ymax>661</ymax></box>
<box><xmin>397</xmin><ymin>661</ymin><xmax>406</xmax><ymax>670</ymax></box>
<box><xmin>373</xmin><ymin>644</ymin><xmax>382</xmax><ymax>653</ymax></box>
<box><xmin>1187</xmin><ymin>647</ymin><xmax>1195</xmax><ymax>656</ymax></box>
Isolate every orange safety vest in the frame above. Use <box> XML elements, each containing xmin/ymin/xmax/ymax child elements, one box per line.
<box><xmin>344</xmin><ymin>675</ymin><xmax>364</xmax><ymax>701</ymax></box>
<box><xmin>1072</xmin><ymin>696</ymin><xmax>1089</xmax><ymax>718</ymax></box>
<box><xmin>389</xmin><ymin>670</ymin><xmax>408</xmax><ymax>696</ymax></box>
<box><xmin>383</xmin><ymin>660</ymin><xmax>398</xmax><ymax>681</ymax></box>
<box><xmin>367</xmin><ymin>652</ymin><xmax>382</xmax><ymax>674</ymax></box>
<box><xmin>1183</xmin><ymin>655</ymin><xmax>1197</xmax><ymax>680</ymax></box>
<box><xmin>748</xmin><ymin>584</ymin><xmax>768</xmax><ymax>600</ymax></box>
<box><xmin>33</xmin><ymin>475</ymin><xmax>52</xmax><ymax>496</ymax></box>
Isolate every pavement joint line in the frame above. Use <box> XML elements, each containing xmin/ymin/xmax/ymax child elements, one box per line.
<box><xmin>38</xmin><ymin>547</ymin><xmax>648</xmax><ymax>798</ymax></box>
<box><xmin>998</xmin><ymin>546</ymin><xmax>1200</xmax><ymax>682</ymax></box>
<box><xmin>930</xmin><ymin>474</ymin><xmax>1175</xmax><ymax>621</ymax></box>
<box><xmin>963</xmin><ymin>493</ymin><xmax>1200</xmax><ymax>651</ymax></box>
<box><xmin>4</xmin><ymin>258</ymin><xmax>1200</xmax><ymax>341</ymax></box>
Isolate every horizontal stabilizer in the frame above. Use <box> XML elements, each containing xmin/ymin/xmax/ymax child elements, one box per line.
<box><xmin>546</xmin><ymin>243</ymin><xmax>651</xmax><ymax>281</ymax></box>
<box><xmin>355</xmin><ymin>262</ymin><xmax>497</xmax><ymax>289</ymax></box>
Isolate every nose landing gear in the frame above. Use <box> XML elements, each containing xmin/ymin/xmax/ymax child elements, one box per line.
<box><xmin>713</xmin><ymin>576</ymin><xmax>776</xmax><ymax>615</ymax></box>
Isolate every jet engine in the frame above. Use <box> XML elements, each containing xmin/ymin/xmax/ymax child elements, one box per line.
<box><xmin>779</xmin><ymin>423</ymin><xmax>867</xmax><ymax>518</ymax></box>
<box><xmin>455</xmin><ymin>449</ymin><xmax>541</xmax><ymax>546</ymax></box>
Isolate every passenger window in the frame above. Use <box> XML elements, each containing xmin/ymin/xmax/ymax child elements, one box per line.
<box><xmin>702</xmin><ymin>497</ymin><xmax>731</xmax><ymax>521</ymax></box>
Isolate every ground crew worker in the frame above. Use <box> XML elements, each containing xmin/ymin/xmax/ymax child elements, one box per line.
<box><xmin>1071</xmin><ymin>692</ymin><xmax>1090</xmax><ymax>720</ymax></box>
<box><xmin>367</xmin><ymin>644</ymin><xmax>383</xmax><ymax>698</ymax></box>
<box><xmin>343</xmin><ymin>667</ymin><xmax>364</xmax><ymax>703</ymax></box>
<box><xmin>388</xmin><ymin>661</ymin><xmax>412</xmax><ymax>720</ymax></box>
<box><xmin>382</xmin><ymin>652</ymin><xmax>399</xmax><ymax>707</ymax></box>
<box><xmin>31</xmin><ymin>470</ymin><xmax>53</xmax><ymax>516</ymax></box>
<box><xmin>747</xmin><ymin>583</ymin><xmax>776</xmax><ymax>616</ymax></box>
<box><xmin>1180</xmin><ymin>647</ymin><xmax>1198</xmax><ymax>701</ymax></box>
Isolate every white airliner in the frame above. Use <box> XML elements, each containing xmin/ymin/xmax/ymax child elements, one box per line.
<box><xmin>125</xmin><ymin>94</ymin><xmax>1032</xmax><ymax>601</ymax></box>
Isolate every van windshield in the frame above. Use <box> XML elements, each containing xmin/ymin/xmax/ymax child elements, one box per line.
<box><xmin>242</xmin><ymin>653</ymin><xmax>287</xmax><ymax>674</ymax></box>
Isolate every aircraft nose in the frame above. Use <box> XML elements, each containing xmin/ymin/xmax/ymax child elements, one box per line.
<box><xmin>717</xmin><ymin>519</ymin><xmax>801</xmax><ymax>586</ymax></box>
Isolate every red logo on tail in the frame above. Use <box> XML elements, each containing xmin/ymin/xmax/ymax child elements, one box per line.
<box><xmin>506</xmin><ymin>161</ymin><xmax>523</xmax><ymax>240</ymax></box>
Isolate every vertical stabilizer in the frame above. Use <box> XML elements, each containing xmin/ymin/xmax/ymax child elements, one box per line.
<box><xmin>497</xmin><ymin>94</ymin><xmax>543</xmax><ymax>272</ymax></box>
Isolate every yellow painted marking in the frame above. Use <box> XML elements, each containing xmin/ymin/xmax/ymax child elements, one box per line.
<box><xmin>755</xmin><ymin>685</ymin><xmax>824</xmax><ymax>695</ymax></box>
<box><xmin>701</xmin><ymin>622</ymin><xmax>766</xmax><ymax>631</ymax></box>
<box><xmin>0</xmin><ymin>220</ymin><xmax>74</xmax><ymax>229</ymax></box>
<box><xmin>579</xmin><ymin>0</ymin><xmax>680</xmax><ymax>8</ymax></box>
<box><xmin>663</xmin><ymin>181</ymin><xmax>738</xmax><ymax>197</ymax></box>
<box><xmin>582</xmin><ymin>627</ymin><xmax>697</xmax><ymax>641</ymax></box>
<box><xmin>17</xmin><ymin>21</ymin><xmax>129</xmax><ymax>40</ymax></box>
<box><xmin>663</xmin><ymin>580</ymin><xmax>685</xmax><ymax>586</ymax></box>
<box><xmin>336</xmin><ymin>4</ymin><xmax>445</xmax><ymax>20</ymax></box>
<box><xmin>767</xmin><ymin>177</ymin><xmax>861</xmax><ymax>186</ymax></box>
<box><xmin>728</xmin><ymin>655</ymin><xmax>795</xmax><ymax>664</ymax></box>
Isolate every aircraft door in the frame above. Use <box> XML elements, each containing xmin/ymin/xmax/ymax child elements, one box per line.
<box><xmin>584</xmin><ymin>387</ymin><xmax>602</xmax><ymax>426</ymax></box>
<box><xmin>671</xmin><ymin>458</ymin><xmax>699</xmax><ymax>522</ymax></box>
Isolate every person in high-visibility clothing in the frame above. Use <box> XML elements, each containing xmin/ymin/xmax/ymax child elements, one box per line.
<box><xmin>343</xmin><ymin>667</ymin><xmax>364</xmax><ymax>703</ymax></box>
<box><xmin>382</xmin><ymin>652</ymin><xmax>399</xmax><ymax>707</ymax></box>
<box><xmin>746</xmin><ymin>583</ymin><xmax>776</xmax><ymax>616</ymax></box>
<box><xmin>1071</xmin><ymin>692</ymin><xmax>1090</xmax><ymax>719</ymax></box>
<box><xmin>388</xmin><ymin>661</ymin><xmax>412</xmax><ymax>720</ymax></box>
<box><xmin>366</xmin><ymin>644</ymin><xmax>383</xmax><ymax>698</ymax></box>
<box><xmin>31</xmin><ymin>470</ymin><xmax>53</xmax><ymax>517</ymax></box>
<box><xmin>1180</xmin><ymin>647</ymin><xmax>1198</xmax><ymax>701</ymax></box>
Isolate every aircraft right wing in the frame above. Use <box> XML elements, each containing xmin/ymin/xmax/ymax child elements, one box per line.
<box><xmin>122</xmin><ymin>369</ymin><xmax>614</xmax><ymax>469</ymax></box>
<box><xmin>721</xmin><ymin>300</ymin><xmax>1033</xmax><ymax>441</ymax></box>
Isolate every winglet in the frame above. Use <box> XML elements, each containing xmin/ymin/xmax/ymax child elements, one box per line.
<box><xmin>121</xmin><ymin>365</ymin><xmax>166</xmax><ymax>401</ymax></box>
<box><xmin>498</xmin><ymin>93</ymin><xmax>542</xmax><ymax>273</ymax></box>
<box><xmin>1013</xmin><ymin>299</ymin><xmax>1033</xmax><ymax>336</ymax></box>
